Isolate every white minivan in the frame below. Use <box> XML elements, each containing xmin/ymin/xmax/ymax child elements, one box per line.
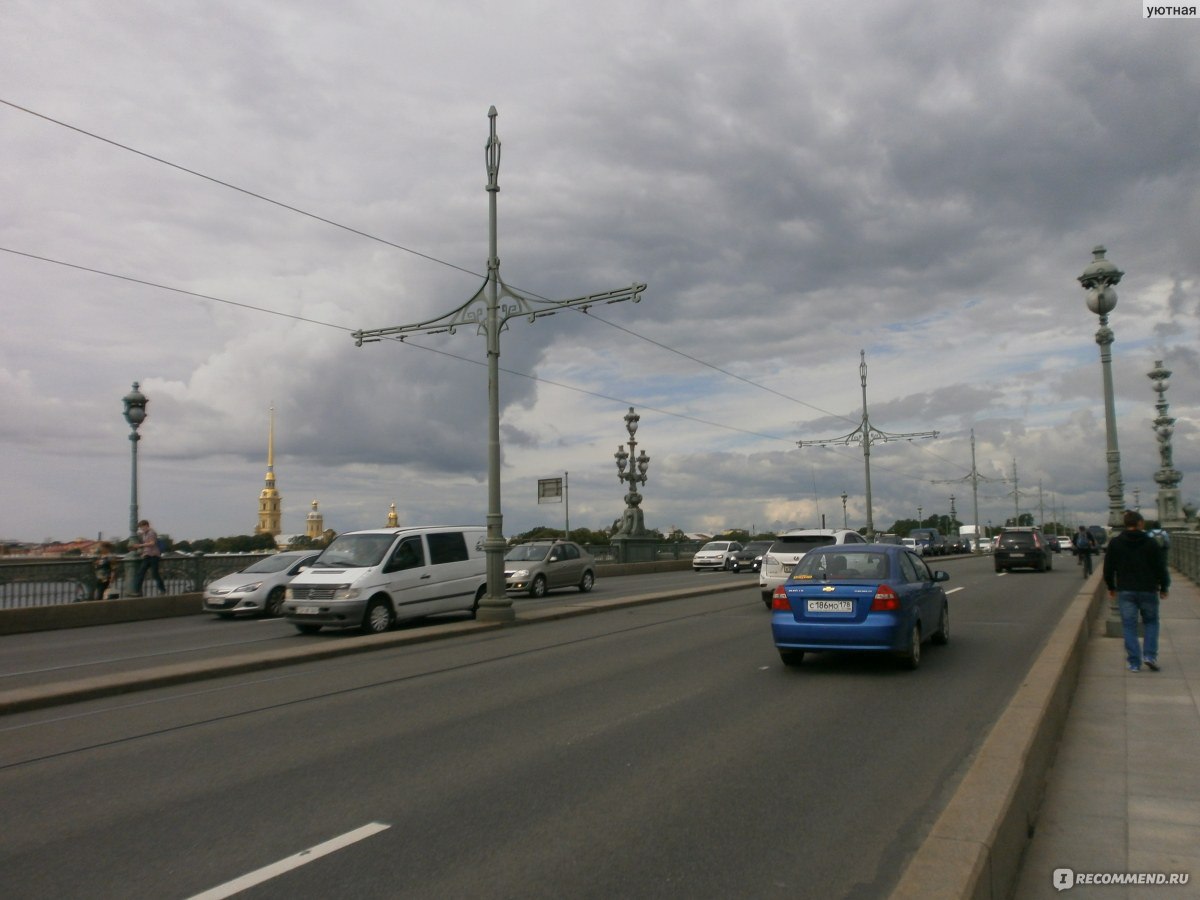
<box><xmin>282</xmin><ymin>526</ymin><xmax>487</xmax><ymax>635</ymax></box>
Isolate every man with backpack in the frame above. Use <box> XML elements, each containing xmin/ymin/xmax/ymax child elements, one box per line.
<box><xmin>1103</xmin><ymin>510</ymin><xmax>1170</xmax><ymax>672</ymax></box>
<box><xmin>1072</xmin><ymin>525</ymin><xmax>1098</xmax><ymax>577</ymax></box>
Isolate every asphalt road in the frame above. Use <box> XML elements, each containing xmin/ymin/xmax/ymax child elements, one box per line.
<box><xmin>0</xmin><ymin>555</ymin><xmax>1084</xmax><ymax>899</ymax></box>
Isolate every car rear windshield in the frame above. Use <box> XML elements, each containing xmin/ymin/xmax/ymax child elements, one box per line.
<box><xmin>773</xmin><ymin>536</ymin><xmax>835</xmax><ymax>551</ymax></box>
<box><xmin>998</xmin><ymin>533</ymin><xmax>1037</xmax><ymax>548</ymax></box>
<box><xmin>795</xmin><ymin>550</ymin><xmax>891</xmax><ymax>579</ymax></box>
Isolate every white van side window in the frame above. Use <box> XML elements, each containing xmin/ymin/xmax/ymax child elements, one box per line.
<box><xmin>428</xmin><ymin>532</ymin><xmax>469</xmax><ymax>566</ymax></box>
<box><xmin>389</xmin><ymin>536</ymin><xmax>425</xmax><ymax>571</ymax></box>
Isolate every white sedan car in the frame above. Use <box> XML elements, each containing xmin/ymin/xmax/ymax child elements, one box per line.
<box><xmin>692</xmin><ymin>541</ymin><xmax>744</xmax><ymax>572</ymax></box>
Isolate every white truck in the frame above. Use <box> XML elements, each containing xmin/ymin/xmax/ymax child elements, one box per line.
<box><xmin>958</xmin><ymin>525</ymin><xmax>984</xmax><ymax>552</ymax></box>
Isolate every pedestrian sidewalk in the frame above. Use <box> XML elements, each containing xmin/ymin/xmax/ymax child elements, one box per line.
<box><xmin>1013</xmin><ymin>571</ymin><xmax>1200</xmax><ymax>898</ymax></box>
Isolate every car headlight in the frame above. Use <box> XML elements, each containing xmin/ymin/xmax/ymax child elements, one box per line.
<box><xmin>234</xmin><ymin>581</ymin><xmax>264</xmax><ymax>593</ymax></box>
<box><xmin>333</xmin><ymin>586</ymin><xmax>360</xmax><ymax>601</ymax></box>
<box><xmin>510</xmin><ymin>568</ymin><xmax>530</xmax><ymax>579</ymax></box>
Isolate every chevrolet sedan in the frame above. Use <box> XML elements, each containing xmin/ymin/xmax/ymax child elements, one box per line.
<box><xmin>770</xmin><ymin>544</ymin><xmax>950</xmax><ymax>670</ymax></box>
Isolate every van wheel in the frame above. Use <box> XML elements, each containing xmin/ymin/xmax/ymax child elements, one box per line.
<box><xmin>361</xmin><ymin>597</ymin><xmax>394</xmax><ymax>635</ymax></box>
<box><xmin>529</xmin><ymin>575</ymin><xmax>547</xmax><ymax>598</ymax></box>
<box><xmin>578</xmin><ymin>570</ymin><xmax>594</xmax><ymax>593</ymax></box>
<box><xmin>265</xmin><ymin>586</ymin><xmax>286</xmax><ymax>617</ymax></box>
<box><xmin>295</xmin><ymin>624</ymin><xmax>321</xmax><ymax>635</ymax></box>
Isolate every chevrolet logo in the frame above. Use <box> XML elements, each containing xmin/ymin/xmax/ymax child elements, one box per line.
<box><xmin>822</xmin><ymin>585</ymin><xmax>836</xmax><ymax>592</ymax></box>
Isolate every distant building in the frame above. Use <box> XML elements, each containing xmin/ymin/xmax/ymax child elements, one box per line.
<box><xmin>255</xmin><ymin>406</ymin><xmax>282</xmax><ymax>537</ymax></box>
<box><xmin>306</xmin><ymin>500</ymin><xmax>324</xmax><ymax>538</ymax></box>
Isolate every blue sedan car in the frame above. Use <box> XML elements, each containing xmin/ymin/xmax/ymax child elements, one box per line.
<box><xmin>770</xmin><ymin>544</ymin><xmax>950</xmax><ymax>669</ymax></box>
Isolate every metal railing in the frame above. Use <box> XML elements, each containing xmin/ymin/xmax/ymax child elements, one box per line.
<box><xmin>0</xmin><ymin>553</ymin><xmax>273</xmax><ymax>609</ymax></box>
<box><xmin>1170</xmin><ymin>530</ymin><xmax>1199</xmax><ymax>585</ymax></box>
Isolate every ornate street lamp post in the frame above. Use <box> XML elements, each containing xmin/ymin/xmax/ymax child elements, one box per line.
<box><xmin>1148</xmin><ymin>360</ymin><xmax>1185</xmax><ymax>529</ymax></box>
<box><xmin>797</xmin><ymin>351</ymin><xmax>937</xmax><ymax>540</ymax></box>
<box><xmin>351</xmin><ymin>108</ymin><xmax>645</xmax><ymax>620</ymax></box>
<box><xmin>611</xmin><ymin>407</ymin><xmax>652</xmax><ymax>560</ymax></box>
<box><xmin>122</xmin><ymin>382</ymin><xmax>148</xmax><ymax>541</ymax></box>
<box><xmin>840</xmin><ymin>491</ymin><xmax>848</xmax><ymax>529</ymax></box>
<box><xmin>1078</xmin><ymin>245</ymin><xmax>1126</xmax><ymax>532</ymax></box>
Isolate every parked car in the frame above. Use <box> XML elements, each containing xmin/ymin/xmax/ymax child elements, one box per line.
<box><xmin>504</xmin><ymin>540</ymin><xmax>595</xmax><ymax>597</ymax></box>
<box><xmin>993</xmin><ymin>528</ymin><xmax>1053</xmax><ymax>573</ymax></box>
<box><xmin>758</xmin><ymin>529</ymin><xmax>867</xmax><ymax>605</ymax></box>
<box><xmin>203</xmin><ymin>550</ymin><xmax>321</xmax><ymax>618</ymax></box>
<box><xmin>770</xmin><ymin>543</ymin><xmax>950</xmax><ymax>670</ymax></box>
<box><xmin>730</xmin><ymin>541</ymin><xmax>774</xmax><ymax>573</ymax></box>
<box><xmin>693</xmin><ymin>540</ymin><xmax>744</xmax><ymax>572</ymax></box>
<box><xmin>283</xmin><ymin>526</ymin><xmax>487</xmax><ymax>634</ymax></box>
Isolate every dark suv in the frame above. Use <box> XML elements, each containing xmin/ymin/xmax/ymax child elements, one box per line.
<box><xmin>909</xmin><ymin>528</ymin><xmax>947</xmax><ymax>556</ymax></box>
<box><xmin>993</xmin><ymin>528</ymin><xmax>1053</xmax><ymax>573</ymax></box>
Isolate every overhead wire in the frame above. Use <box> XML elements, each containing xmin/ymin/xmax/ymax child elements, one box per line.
<box><xmin>2</xmin><ymin>97</ymin><xmax>969</xmax><ymax>484</ymax></box>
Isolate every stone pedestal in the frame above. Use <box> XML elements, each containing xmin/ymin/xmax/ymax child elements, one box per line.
<box><xmin>610</xmin><ymin>534</ymin><xmax>660</xmax><ymax>564</ymax></box>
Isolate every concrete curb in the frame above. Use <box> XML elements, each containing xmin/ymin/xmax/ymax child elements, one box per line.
<box><xmin>0</xmin><ymin>580</ymin><xmax>745</xmax><ymax>716</ymax></box>
<box><xmin>889</xmin><ymin>571</ymin><xmax>1107</xmax><ymax>900</ymax></box>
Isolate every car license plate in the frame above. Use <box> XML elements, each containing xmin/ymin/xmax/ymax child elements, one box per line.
<box><xmin>1009</xmin><ymin>552</ymin><xmax>1025</xmax><ymax>558</ymax></box>
<box><xmin>807</xmin><ymin>599</ymin><xmax>853</xmax><ymax>613</ymax></box>
<box><xmin>296</xmin><ymin>606</ymin><xmax>320</xmax><ymax>615</ymax></box>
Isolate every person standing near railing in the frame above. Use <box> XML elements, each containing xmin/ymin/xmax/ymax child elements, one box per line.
<box><xmin>92</xmin><ymin>542</ymin><xmax>119</xmax><ymax>600</ymax></box>
<box><xmin>132</xmin><ymin>519</ymin><xmax>166</xmax><ymax>596</ymax></box>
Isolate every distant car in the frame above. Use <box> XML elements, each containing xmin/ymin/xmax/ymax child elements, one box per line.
<box><xmin>1046</xmin><ymin>535</ymin><xmax>1063</xmax><ymax>554</ymax></box>
<box><xmin>730</xmin><ymin>541</ymin><xmax>773</xmax><ymax>573</ymax></box>
<box><xmin>900</xmin><ymin>537</ymin><xmax>924</xmax><ymax>556</ymax></box>
<box><xmin>1087</xmin><ymin>525</ymin><xmax>1108</xmax><ymax>549</ymax></box>
<box><xmin>944</xmin><ymin>536</ymin><xmax>968</xmax><ymax>554</ymax></box>
<box><xmin>909</xmin><ymin>528</ymin><xmax>947</xmax><ymax>556</ymax></box>
<box><xmin>977</xmin><ymin>537</ymin><xmax>994</xmax><ymax>553</ymax></box>
<box><xmin>203</xmin><ymin>551</ymin><xmax>321</xmax><ymax>618</ymax></box>
<box><xmin>770</xmin><ymin>543</ymin><xmax>950</xmax><ymax>670</ymax></box>
<box><xmin>693</xmin><ymin>541</ymin><xmax>744</xmax><ymax>572</ymax></box>
<box><xmin>993</xmin><ymin>528</ymin><xmax>1053</xmax><ymax>573</ymax></box>
<box><xmin>504</xmin><ymin>540</ymin><xmax>595</xmax><ymax>597</ymax></box>
<box><xmin>758</xmin><ymin>529</ymin><xmax>867</xmax><ymax>605</ymax></box>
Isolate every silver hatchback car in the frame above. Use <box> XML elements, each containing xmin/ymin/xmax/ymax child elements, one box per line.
<box><xmin>504</xmin><ymin>541</ymin><xmax>596</xmax><ymax>597</ymax></box>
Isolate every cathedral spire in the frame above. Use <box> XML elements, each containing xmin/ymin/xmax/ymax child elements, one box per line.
<box><xmin>255</xmin><ymin>404</ymin><xmax>282</xmax><ymax>536</ymax></box>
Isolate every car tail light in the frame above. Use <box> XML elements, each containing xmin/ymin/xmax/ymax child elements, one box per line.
<box><xmin>771</xmin><ymin>586</ymin><xmax>791</xmax><ymax>610</ymax></box>
<box><xmin>870</xmin><ymin>585</ymin><xmax>899</xmax><ymax>611</ymax></box>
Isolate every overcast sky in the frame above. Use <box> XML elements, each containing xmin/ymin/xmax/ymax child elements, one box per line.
<box><xmin>3</xmin><ymin>0</ymin><xmax>1198</xmax><ymax>544</ymax></box>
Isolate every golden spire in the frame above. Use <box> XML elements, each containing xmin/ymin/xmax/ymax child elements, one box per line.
<box><xmin>387</xmin><ymin>502</ymin><xmax>399</xmax><ymax>527</ymax></box>
<box><xmin>255</xmin><ymin>404</ymin><xmax>282</xmax><ymax>535</ymax></box>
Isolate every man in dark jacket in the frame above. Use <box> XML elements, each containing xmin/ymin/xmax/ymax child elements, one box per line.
<box><xmin>1103</xmin><ymin>510</ymin><xmax>1170</xmax><ymax>672</ymax></box>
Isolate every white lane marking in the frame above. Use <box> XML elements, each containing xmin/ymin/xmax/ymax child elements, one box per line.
<box><xmin>945</xmin><ymin>587</ymin><xmax>965</xmax><ymax>595</ymax></box>
<box><xmin>187</xmin><ymin>822</ymin><xmax>390</xmax><ymax>900</ymax></box>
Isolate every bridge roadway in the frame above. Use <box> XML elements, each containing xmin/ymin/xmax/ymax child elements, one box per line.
<box><xmin>0</xmin><ymin>557</ymin><xmax>1090</xmax><ymax>897</ymax></box>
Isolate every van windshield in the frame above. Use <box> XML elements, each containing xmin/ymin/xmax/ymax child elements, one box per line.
<box><xmin>311</xmin><ymin>534</ymin><xmax>397</xmax><ymax>568</ymax></box>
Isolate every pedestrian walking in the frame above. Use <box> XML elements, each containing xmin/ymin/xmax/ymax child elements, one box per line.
<box><xmin>92</xmin><ymin>542</ymin><xmax>119</xmax><ymax>600</ymax></box>
<box><xmin>1103</xmin><ymin>510</ymin><xmax>1170</xmax><ymax>672</ymax></box>
<box><xmin>1072</xmin><ymin>525</ymin><xmax>1097</xmax><ymax>577</ymax></box>
<box><xmin>132</xmin><ymin>519</ymin><xmax>167</xmax><ymax>596</ymax></box>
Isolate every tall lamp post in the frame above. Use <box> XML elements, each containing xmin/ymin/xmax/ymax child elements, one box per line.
<box><xmin>351</xmin><ymin>108</ymin><xmax>645</xmax><ymax>620</ymax></box>
<box><xmin>122</xmin><ymin>382</ymin><xmax>148</xmax><ymax>541</ymax></box>
<box><xmin>797</xmin><ymin>351</ymin><xmax>937</xmax><ymax>540</ymax></box>
<box><xmin>1078</xmin><ymin>245</ymin><xmax>1126</xmax><ymax>532</ymax></box>
<box><xmin>840</xmin><ymin>491</ymin><xmax>848</xmax><ymax>529</ymax></box>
